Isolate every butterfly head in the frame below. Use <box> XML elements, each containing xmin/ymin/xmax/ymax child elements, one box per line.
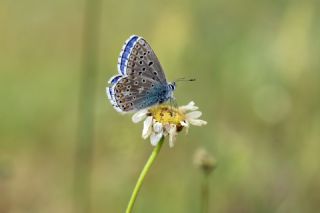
<box><xmin>168</xmin><ymin>82</ymin><xmax>176</xmax><ymax>92</ymax></box>
<box><xmin>165</xmin><ymin>82</ymin><xmax>176</xmax><ymax>100</ymax></box>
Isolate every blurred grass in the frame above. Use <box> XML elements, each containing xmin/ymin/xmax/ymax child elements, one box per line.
<box><xmin>1</xmin><ymin>0</ymin><xmax>320</xmax><ymax>212</ymax></box>
<box><xmin>74</xmin><ymin>0</ymin><xmax>101</xmax><ymax>212</ymax></box>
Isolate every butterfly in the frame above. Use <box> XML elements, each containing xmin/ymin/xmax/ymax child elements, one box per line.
<box><xmin>106</xmin><ymin>35</ymin><xmax>176</xmax><ymax>113</ymax></box>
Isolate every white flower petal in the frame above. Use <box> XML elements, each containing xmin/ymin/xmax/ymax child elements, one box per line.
<box><xmin>142</xmin><ymin>116</ymin><xmax>153</xmax><ymax>139</ymax></box>
<box><xmin>168</xmin><ymin>125</ymin><xmax>177</xmax><ymax>148</ymax></box>
<box><xmin>153</xmin><ymin>122</ymin><xmax>163</xmax><ymax>133</ymax></box>
<box><xmin>162</xmin><ymin>124</ymin><xmax>170</xmax><ymax>136</ymax></box>
<box><xmin>179</xmin><ymin>101</ymin><xmax>198</xmax><ymax>113</ymax></box>
<box><xmin>169</xmin><ymin>133</ymin><xmax>177</xmax><ymax>147</ymax></box>
<box><xmin>186</xmin><ymin>111</ymin><xmax>202</xmax><ymax>119</ymax></box>
<box><xmin>132</xmin><ymin>109</ymin><xmax>148</xmax><ymax>123</ymax></box>
<box><xmin>150</xmin><ymin>132</ymin><xmax>163</xmax><ymax>146</ymax></box>
<box><xmin>181</xmin><ymin>120</ymin><xmax>189</xmax><ymax>134</ymax></box>
<box><xmin>180</xmin><ymin>120</ymin><xmax>189</xmax><ymax>127</ymax></box>
<box><xmin>189</xmin><ymin>118</ymin><xmax>207</xmax><ymax>126</ymax></box>
<box><xmin>164</xmin><ymin>124</ymin><xmax>171</xmax><ymax>132</ymax></box>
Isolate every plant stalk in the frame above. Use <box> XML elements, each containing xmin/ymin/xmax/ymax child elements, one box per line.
<box><xmin>126</xmin><ymin>137</ymin><xmax>165</xmax><ymax>213</ymax></box>
<box><xmin>201</xmin><ymin>173</ymin><xmax>210</xmax><ymax>213</ymax></box>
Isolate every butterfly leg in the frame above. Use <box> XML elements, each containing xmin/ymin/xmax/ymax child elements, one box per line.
<box><xmin>169</xmin><ymin>97</ymin><xmax>178</xmax><ymax>109</ymax></box>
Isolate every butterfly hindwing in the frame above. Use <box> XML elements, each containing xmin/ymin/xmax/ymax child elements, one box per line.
<box><xmin>109</xmin><ymin>75</ymin><xmax>168</xmax><ymax>112</ymax></box>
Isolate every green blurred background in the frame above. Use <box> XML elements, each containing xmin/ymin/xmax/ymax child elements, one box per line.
<box><xmin>1</xmin><ymin>0</ymin><xmax>320</xmax><ymax>212</ymax></box>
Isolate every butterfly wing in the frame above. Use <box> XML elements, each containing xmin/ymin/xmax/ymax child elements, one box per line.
<box><xmin>118</xmin><ymin>36</ymin><xmax>167</xmax><ymax>84</ymax></box>
<box><xmin>117</xmin><ymin>35</ymin><xmax>140</xmax><ymax>75</ymax></box>
<box><xmin>107</xmin><ymin>35</ymin><xmax>170</xmax><ymax>112</ymax></box>
<box><xmin>107</xmin><ymin>75</ymin><xmax>169</xmax><ymax>112</ymax></box>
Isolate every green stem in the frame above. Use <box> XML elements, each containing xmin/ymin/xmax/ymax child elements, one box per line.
<box><xmin>201</xmin><ymin>174</ymin><xmax>210</xmax><ymax>213</ymax></box>
<box><xmin>126</xmin><ymin>137</ymin><xmax>165</xmax><ymax>213</ymax></box>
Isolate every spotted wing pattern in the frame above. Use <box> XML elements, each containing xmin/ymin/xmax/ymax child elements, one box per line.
<box><xmin>117</xmin><ymin>35</ymin><xmax>139</xmax><ymax>75</ymax></box>
<box><xmin>107</xmin><ymin>75</ymin><xmax>168</xmax><ymax>112</ymax></box>
<box><xmin>123</xmin><ymin>38</ymin><xmax>167</xmax><ymax>84</ymax></box>
<box><xmin>106</xmin><ymin>35</ymin><xmax>170</xmax><ymax>113</ymax></box>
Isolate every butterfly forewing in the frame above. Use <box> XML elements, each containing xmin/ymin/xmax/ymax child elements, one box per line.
<box><xmin>107</xmin><ymin>35</ymin><xmax>172</xmax><ymax>113</ymax></box>
<box><xmin>125</xmin><ymin>38</ymin><xmax>167</xmax><ymax>84</ymax></box>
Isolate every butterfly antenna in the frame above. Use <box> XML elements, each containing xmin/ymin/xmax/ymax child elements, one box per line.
<box><xmin>174</xmin><ymin>77</ymin><xmax>196</xmax><ymax>83</ymax></box>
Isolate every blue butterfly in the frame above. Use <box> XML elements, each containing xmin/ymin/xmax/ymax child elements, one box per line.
<box><xmin>106</xmin><ymin>35</ymin><xmax>176</xmax><ymax>113</ymax></box>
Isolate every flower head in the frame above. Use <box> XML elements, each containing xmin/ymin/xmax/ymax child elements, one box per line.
<box><xmin>132</xmin><ymin>101</ymin><xmax>207</xmax><ymax>147</ymax></box>
<box><xmin>193</xmin><ymin>148</ymin><xmax>217</xmax><ymax>175</ymax></box>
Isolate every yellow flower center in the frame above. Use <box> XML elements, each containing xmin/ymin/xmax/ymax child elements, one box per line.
<box><xmin>149</xmin><ymin>105</ymin><xmax>185</xmax><ymax>125</ymax></box>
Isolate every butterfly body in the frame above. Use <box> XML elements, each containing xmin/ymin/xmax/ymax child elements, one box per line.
<box><xmin>106</xmin><ymin>35</ymin><xmax>176</xmax><ymax>113</ymax></box>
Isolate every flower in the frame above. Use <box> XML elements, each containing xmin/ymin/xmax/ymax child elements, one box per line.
<box><xmin>193</xmin><ymin>148</ymin><xmax>217</xmax><ymax>175</ymax></box>
<box><xmin>132</xmin><ymin>101</ymin><xmax>207</xmax><ymax>147</ymax></box>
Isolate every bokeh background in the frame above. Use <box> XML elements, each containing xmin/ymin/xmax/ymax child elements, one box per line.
<box><xmin>1</xmin><ymin>0</ymin><xmax>320</xmax><ymax>212</ymax></box>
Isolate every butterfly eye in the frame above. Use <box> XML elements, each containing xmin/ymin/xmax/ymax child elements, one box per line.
<box><xmin>169</xmin><ymin>84</ymin><xmax>176</xmax><ymax>90</ymax></box>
